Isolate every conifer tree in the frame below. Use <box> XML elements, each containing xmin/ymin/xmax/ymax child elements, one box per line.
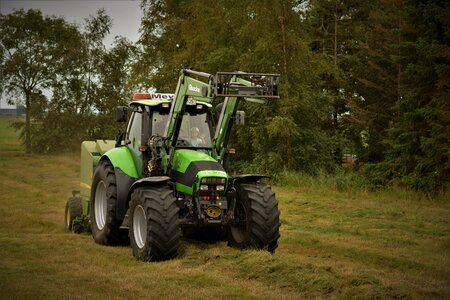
<box><xmin>387</xmin><ymin>0</ymin><xmax>450</xmax><ymax>193</ymax></box>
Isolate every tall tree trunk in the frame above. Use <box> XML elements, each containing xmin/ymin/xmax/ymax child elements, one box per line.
<box><xmin>334</xmin><ymin>4</ymin><xmax>338</xmax><ymax>68</ymax></box>
<box><xmin>25</xmin><ymin>90</ymin><xmax>31</xmax><ymax>153</ymax></box>
<box><xmin>333</xmin><ymin>3</ymin><xmax>339</xmax><ymax>131</ymax></box>
<box><xmin>279</xmin><ymin>0</ymin><xmax>289</xmax><ymax>99</ymax></box>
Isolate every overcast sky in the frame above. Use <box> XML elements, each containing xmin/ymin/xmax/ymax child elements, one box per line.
<box><xmin>0</xmin><ymin>0</ymin><xmax>142</xmax><ymax>45</ymax></box>
<box><xmin>0</xmin><ymin>0</ymin><xmax>143</xmax><ymax>108</ymax></box>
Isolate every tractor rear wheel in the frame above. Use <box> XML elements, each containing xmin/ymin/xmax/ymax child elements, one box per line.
<box><xmin>65</xmin><ymin>196</ymin><xmax>82</xmax><ymax>232</ymax></box>
<box><xmin>227</xmin><ymin>182</ymin><xmax>281</xmax><ymax>253</ymax></box>
<box><xmin>129</xmin><ymin>186</ymin><xmax>180</xmax><ymax>261</ymax></box>
<box><xmin>90</xmin><ymin>160</ymin><xmax>128</xmax><ymax>245</ymax></box>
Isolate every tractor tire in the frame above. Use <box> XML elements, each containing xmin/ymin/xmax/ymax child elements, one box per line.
<box><xmin>65</xmin><ymin>196</ymin><xmax>82</xmax><ymax>232</ymax></box>
<box><xmin>129</xmin><ymin>186</ymin><xmax>180</xmax><ymax>261</ymax></box>
<box><xmin>90</xmin><ymin>160</ymin><xmax>128</xmax><ymax>245</ymax></box>
<box><xmin>227</xmin><ymin>182</ymin><xmax>281</xmax><ymax>253</ymax></box>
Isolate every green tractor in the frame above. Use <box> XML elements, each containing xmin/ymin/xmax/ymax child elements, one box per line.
<box><xmin>65</xmin><ymin>69</ymin><xmax>281</xmax><ymax>261</ymax></box>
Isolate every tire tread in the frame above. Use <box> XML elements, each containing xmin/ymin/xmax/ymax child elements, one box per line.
<box><xmin>228</xmin><ymin>182</ymin><xmax>281</xmax><ymax>252</ymax></box>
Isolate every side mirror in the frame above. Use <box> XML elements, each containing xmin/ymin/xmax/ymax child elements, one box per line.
<box><xmin>115</xmin><ymin>130</ymin><xmax>125</xmax><ymax>147</ymax></box>
<box><xmin>235</xmin><ymin>110</ymin><xmax>245</xmax><ymax>126</ymax></box>
<box><xmin>116</xmin><ymin>106</ymin><xmax>128</xmax><ymax>122</ymax></box>
<box><xmin>215</xmin><ymin>102</ymin><xmax>224</xmax><ymax>124</ymax></box>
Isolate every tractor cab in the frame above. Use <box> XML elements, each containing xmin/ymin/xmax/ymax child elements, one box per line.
<box><xmin>116</xmin><ymin>93</ymin><xmax>173</xmax><ymax>177</ymax></box>
<box><xmin>117</xmin><ymin>93</ymin><xmax>215</xmax><ymax>178</ymax></box>
<box><xmin>123</xmin><ymin>93</ymin><xmax>214</xmax><ymax>145</ymax></box>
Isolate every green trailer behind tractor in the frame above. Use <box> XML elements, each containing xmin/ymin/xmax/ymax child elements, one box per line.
<box><xmin>65</xmin><ymin>69</ymin><xmax>281</xmax><ymax>261</ymax></box>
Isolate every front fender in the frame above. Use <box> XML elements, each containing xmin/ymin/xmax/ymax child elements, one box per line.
<box><xmin>130</xmin><ymin>176</ymin><xmax>172</xmax><ymax>191</ymax></box>
<box><xmin>232</xmin><ymin>174</ymin><xmax>270</xmax><ymax>188</ymax></box>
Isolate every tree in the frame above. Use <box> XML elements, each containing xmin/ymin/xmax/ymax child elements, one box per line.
<box><xmin>32</xmin><ymin>10</ymin><xmax>135</xmax><ymax>153</ymax></box>
<box><xmin>230</xmin><ymin>0</ymin><xmax>337</xmax><ymax>173</ymax></box>
<box><xmin>1</xmin><ymin>9</ymin><xmax>134</xmax><ymax>153</ymax></box>
<box><xmin>45</xmin><ymin>9</ymin><xmax>112</xmax><ymax>145</ymax></box>
<box><xmin>343</xmin><ymin>0</ymin><xmax>404</xmax><ymax>164</ymax></box>
<box><xmin>304</xmin><ymin>0</ymin><xmax>376</xmax><ymax>165</ymax></box>
<box><xmin>386</xmin><ymin>0</ymin><xmax>450</xmax><ymax>194</ymax></box>
<box><xmin>135</xmin><ymin>0</ymin><xmax>338</xmax><ymax>174</ymax></box>
<box><xmin>94</xmin><ymin>36</ymin><xmax>137</xmax><ymax>139</ymax></box>
<box><xmin>0</xmin><ymin>9</ymin><xmax>79</xmax><ymax>153</ymax></box>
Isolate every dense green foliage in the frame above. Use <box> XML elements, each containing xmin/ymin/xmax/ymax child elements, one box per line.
<box><xmin>0</xmin><ymin>9</ymin><xmax>79</xmax><ymax>153</ymax></box>
<box><xmin>135</xmin><ymin>0</ymin><xmax>449</xmax><ymax>194</ymax></box>
<box><xmin>385</xmin><ymin>1</ymin><xmax>450</xmax><ymax>194</ymax></box>
<box><xmin>0</xmin><ymin>9</ymin><xmax>135</xmax><ymax>153</ymax></box>
<box><xmin>1</xmin><ymin>0</ymin><xmax>449</xmax><ymax>194</ymax></box>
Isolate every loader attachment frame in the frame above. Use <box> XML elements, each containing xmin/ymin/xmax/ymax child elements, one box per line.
<box><xmin>214</xmin><ymin>72</ymin><xmax>280</xmax><ymax>98</ymax></box>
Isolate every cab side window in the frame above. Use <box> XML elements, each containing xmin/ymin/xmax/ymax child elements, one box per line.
<box><xmin>127</xmin><ymin>110</ymin><xmax>142</xmax><ymax>152</ymax></box>
<box><xmin>152</xmin><ymin>111</ymin><xmax>168</xmax><ymax>136</ymax></box>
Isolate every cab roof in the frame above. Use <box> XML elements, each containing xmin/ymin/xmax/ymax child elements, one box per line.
<box><xmin>130</xmin><ymin>93</ymin><xmax>211</xmax><ymax>108</ymax></box>
<box><xmin>130</xmin><ymin>93</ymin><xmax>172</xmax><ymax>107</ymax></box>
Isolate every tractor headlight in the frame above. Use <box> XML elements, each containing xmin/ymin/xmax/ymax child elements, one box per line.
<box><xmin>201</xmin><ymin>177</ymin><xmax>226</xmax><ymax>185</ymax></box>
<box><xmin>199</xmin><ymin>177</ymin><xmax>227</xmax><ymax>194</ymax></box>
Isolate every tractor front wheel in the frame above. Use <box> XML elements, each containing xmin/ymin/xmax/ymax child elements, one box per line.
<box><xmin>129</xmin><ymin>186</ymin><xmax>180</xmax><ymax>261</ymax></box>
<box><xmin>90</xmin><ymin>160</ymin><xmax>128</xmax><ymax>245</ymax></box>
<box><xmin>227</xmin><ymin>182</ymin><xmax>281</xmax><ymax>253</ymax></box>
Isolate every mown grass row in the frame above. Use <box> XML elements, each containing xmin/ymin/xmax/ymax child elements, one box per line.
<box><xmin>0</xmin><ymin>117</ymin><xmax>449</xmax><ymax>299</ymax></box>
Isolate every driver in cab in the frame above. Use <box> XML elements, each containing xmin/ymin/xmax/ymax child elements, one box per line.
<box><xmin>190</xmin><ymin>127</ymin><xmax>206</xmax><ymax>147</ymax></box>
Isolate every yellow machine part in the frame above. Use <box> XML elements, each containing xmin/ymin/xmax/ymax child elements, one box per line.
<box><xmin>205</xmin><ymin>206</ymin><xmax>222</xmax><ymax>218</ymax></box>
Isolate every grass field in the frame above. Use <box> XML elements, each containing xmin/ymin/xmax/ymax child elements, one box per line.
<box><xmin>0</xmin><ymin>117</ymin><xmax>449</xmax><ymax>299</ymax></box>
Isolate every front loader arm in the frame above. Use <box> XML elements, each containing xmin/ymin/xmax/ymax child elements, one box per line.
<box><xmin>212</xmin><ymin>72</ymin><xmax>280</xmax><ymax>164</ymax></box>
<box><xmin>161</xmin><ymin>69</ymin><xmax>279</xmax><ymax>174</ymax></box>
<box><xmin>212</xmin><ymin>95</ymin><xmax>239</xmax><ymax>164</ymax></box>
<box><xmin>162</xmin><ymin>70</ymin><xmax>214</xmax><ymax>173</ymax></box>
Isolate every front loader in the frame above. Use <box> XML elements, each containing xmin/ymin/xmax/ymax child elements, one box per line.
<box><xmin>65</xmin><ymin>70</ymin><xmax>281</xmax><ymax>261</ymax></box>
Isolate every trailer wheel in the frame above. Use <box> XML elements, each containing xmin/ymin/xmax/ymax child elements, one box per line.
<box><xmin>65</xmin><ymin>196</ymin><xmax>82</xmax><ymax>232</ymax></box>
<box><xmin>227</xmin><ymin>182</ymin><xmax>281</xmax><ymax>253</ymax></box>
<box><xmin>129</xmin><ymin>186</ymin><xmax>180</xmax><ymax>261</ymax></box>
<box><xmin>90</xmin><ymin>160</ymin><xmax>128</xmax><ymax>245</ymax></box>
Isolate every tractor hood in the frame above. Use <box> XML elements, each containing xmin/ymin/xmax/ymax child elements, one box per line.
<box><xmin>170</xmin><ymin>149</ymin><xmax>227</xmax><ymax>195</ymax></box>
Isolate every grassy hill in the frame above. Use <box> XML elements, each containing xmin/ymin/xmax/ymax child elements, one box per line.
<box><xmin>0</xmin><ymin>117</ymin><xmax>449</xmax><ymax>299</ymax></box>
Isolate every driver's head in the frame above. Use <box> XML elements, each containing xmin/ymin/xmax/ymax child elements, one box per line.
<box><xmin>191</xmin><ymin>127</ymin><xmax>199</xmax><ymax>138</ymax></box>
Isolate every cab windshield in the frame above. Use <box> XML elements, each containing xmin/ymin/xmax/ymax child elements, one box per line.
<box><xmin>180</xmin><ymin>111</ymin><xmax>212</xmax><ymax>148</ymax></box>
<box><xmin>151</xmin><ymin>110</ymin><xmax>212</xmax><ymax>148</ymax></box>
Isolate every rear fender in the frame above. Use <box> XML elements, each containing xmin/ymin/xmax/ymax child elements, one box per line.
<box><xmin>101</xmin><ymin>147</ymin><xmax>139</xmax><ymax>221</ymax></box>
<box><xmin>113</xmin><ymin>167</ymin><xmax>136</xmax><ymax>220</ymax></box>
<box><xmin>102</xmin><ymin>147</ymin><xmax>139</xmax><ymax>179</ymax></box>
